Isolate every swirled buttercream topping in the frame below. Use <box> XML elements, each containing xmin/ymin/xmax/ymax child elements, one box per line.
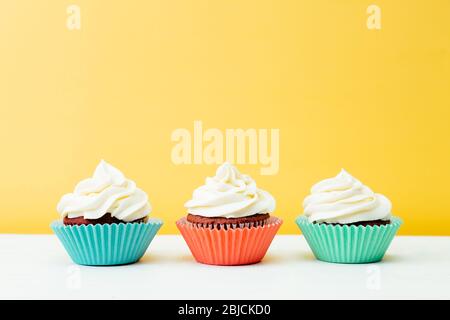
<box><xmin>57</xmin><ymin>160</ymin><xmax>151</xmax><ymax>222</ymax></box>
<box><xmin>303</xmin><ymin>169</ymin><xmax>391</xmax><ymax>224</ymax></box>
<box><xmin>185</xmin><ymin>163</ymin><xmax>275</xmax><ymax>218</ymax></box>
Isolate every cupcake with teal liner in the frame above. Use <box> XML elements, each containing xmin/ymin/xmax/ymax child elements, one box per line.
<box><xmin>296</xmin><ymin>169</ymin><xmax>402</xmax><ymax>264</ymax></box>
<box><xmin>51</xmin><ymin>160</ymin><xmax>163</xmax><ymax>266</ymax></box>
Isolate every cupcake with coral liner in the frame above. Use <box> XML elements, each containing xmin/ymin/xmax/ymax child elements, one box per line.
<box><xmin>296</xmin><ymin>169</ymin><xmax>402</xmax><ymax>264</ymax></box>
<box><xmin>51</xmin><ymin>160</ymin><xmax>163</xmax><ymax>266</ymax></box>
<box><xmin>177</xmin><ymin>163</ymin><xmax>282</xmax><ymax>266</ymax></box>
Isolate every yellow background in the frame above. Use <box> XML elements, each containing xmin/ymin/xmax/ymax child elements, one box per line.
<box><xmin>0</xmin><ymin>1</ymin><xmax>449</xmax><ymax>235</ymax></box>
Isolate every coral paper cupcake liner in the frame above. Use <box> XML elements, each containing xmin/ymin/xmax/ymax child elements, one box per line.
<box><xmin>51</xmin><ymin>219</ymin><xmax>163</xmax><ymax>266</ymax></box>
<box><xmin>177</xmin><ymin>217</ymin><xmax>282</xmax><ymax>266</ymax></box>
<box><xmin>296</xmin><ymin>216</ymin><xmax>402</xmax><ymax>264</ymax></box>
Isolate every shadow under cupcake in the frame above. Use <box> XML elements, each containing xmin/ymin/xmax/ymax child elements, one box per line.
<box><xmin>177</xmin><ymin>163</ymin><xmax>282</xmax><ymax>266</ymax></box>
<box><xmin>51</xmin><ymin>160</ymin><xmax>162</xmax><ymax>266</ymax></box>
<box><xmin>296</xmin><ymin>169</ymin><xmax>402</xmax><ymax>264</ymax></box>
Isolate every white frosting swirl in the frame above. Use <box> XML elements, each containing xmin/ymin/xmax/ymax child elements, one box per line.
<box><xmin>185</xmin><ymin>163</ymin><xmax>275</xmax><ymax>218</ymax></box>
<box><xmin>57</xmin><ymin>160</ymin><xmax>151</xmax><ymax>222</ymax></box>
<box><xmin>303</xmin><ymin>169</ymin><xmax>391</xmax><ymax>224</ymax></box>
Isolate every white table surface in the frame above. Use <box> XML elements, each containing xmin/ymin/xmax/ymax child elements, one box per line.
<box><xmin>0</xmin><ymin>234</ymin><xmax>449</xmax><ymax>300</ymax></box>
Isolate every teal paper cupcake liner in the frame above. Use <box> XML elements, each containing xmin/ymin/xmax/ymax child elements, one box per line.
<box><xmin>296</xmin><ymin>216</ymin><xmax>402</xmax><ymax>264</ymax></box>
<box><xmin>51</xmin><ymin>219</ymin><xmax>163</xmax><ymax>266</ymax></box>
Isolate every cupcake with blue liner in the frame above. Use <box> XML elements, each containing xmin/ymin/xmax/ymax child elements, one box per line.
<box><xmin>296</xmin><ymin>169</ymin><xmax>402</xmax><ymax>264</ymax></box>
<box><xmin>51</xmin><ymin>160</ymin><xmax>163</xmax><ymax>266</ymax></box>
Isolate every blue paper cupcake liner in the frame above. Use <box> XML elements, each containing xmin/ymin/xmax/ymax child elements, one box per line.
<box><xmin>51</xmin><ymin>219</ymin><xmax>163</xmax><ymax>266</ymax></box>
<box><xmin>296</xmin><ymin>216</ymin><xmax>402</xmax><ymax>264</ymax></box>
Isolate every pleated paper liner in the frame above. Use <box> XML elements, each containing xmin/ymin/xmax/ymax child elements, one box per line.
<box><xmin>296</xmin><ymin>216</ymin><xmax>402</xmax><ymax>264</ymax></box>
<box><xmin>186</xmin><ymin>218</ymin><xmax>268</xmax><ymax>229</ymax></box>
<box><xmin>177</xmin><ymin>217</ymin><xmax>282</xmax><ymax>266</ymax></box>
<box><xmin>51</xmin><ymin>219</ymin><xmax>163</xmax><ymax>266</ymax></box>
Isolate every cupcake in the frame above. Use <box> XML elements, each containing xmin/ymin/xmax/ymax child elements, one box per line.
<box><xmin>51</xmin><ymin>160</ymin><xmax>163</xmax><ymax>266</ymax></box>
<box><xmin>296</xmin><ymin>169</ymin><xmax>402</xmax><ymax>264</ymax></box>
<box><xmin>177</xmin><ymin>163</ymin><xmax>282</xmax><ymax>266</ymax></box>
